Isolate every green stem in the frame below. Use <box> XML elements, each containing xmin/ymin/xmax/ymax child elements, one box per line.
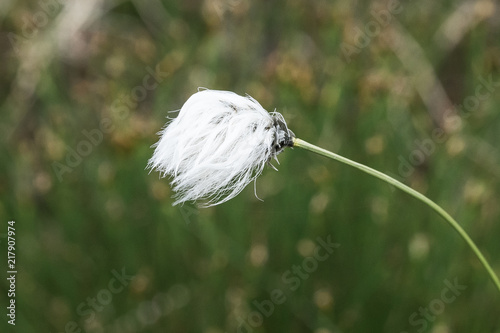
<box><xmin>293</xmin><ymin>137</ymin><xmax>500</xmax><ymax>293</ymax></box>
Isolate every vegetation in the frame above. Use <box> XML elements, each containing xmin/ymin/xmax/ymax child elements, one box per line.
<box><xmin>1</xmin><ymin>0</ymin><xmax>500</xmax><ymax>332</ymax></box>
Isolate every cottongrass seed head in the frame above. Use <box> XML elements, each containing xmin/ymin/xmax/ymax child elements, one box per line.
<box><xmin>148</xmin><ymin>89</ymin><xmax>294</xmax><ymax>207</ymax></box>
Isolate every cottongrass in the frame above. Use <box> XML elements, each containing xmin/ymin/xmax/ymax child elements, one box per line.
<box><xmin>148</xmin><ymin>89</ymin><xmax>294</xmax><ymax>207</ymax></box>
<box><xmin>148</xmin><ymin>88</ymin><xmax>500</xmax><ymax>293</ymax></box>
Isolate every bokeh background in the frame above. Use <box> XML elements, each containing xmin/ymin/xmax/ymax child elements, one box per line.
<box><xmin>1</xmin><ymin>0</ymin><xmax>500</xmax><ymax>332</ymax></box>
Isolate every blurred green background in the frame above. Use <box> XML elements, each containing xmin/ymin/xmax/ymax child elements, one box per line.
<box><xmin>1</xmin><ymin>0</ymin><xmax>500</xmax><ymax>332</ymax></box>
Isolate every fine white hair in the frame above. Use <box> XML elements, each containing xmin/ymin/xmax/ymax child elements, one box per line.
<box><xmin>148</xmin><ymin>89</ymin><xmax>294</xmax><ymax>207</ymax></box>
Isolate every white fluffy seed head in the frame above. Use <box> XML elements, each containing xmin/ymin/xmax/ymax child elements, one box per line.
<box><xmin>148</xmin><ymin>89</ymin><xmax>294</xmax><ymax>207</ymax></box>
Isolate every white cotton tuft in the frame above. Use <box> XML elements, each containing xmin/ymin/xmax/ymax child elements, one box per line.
<box><xmin>147</xmin><ymin>89</ymin><xmax>294</xmax><ymax>207</ymax></box>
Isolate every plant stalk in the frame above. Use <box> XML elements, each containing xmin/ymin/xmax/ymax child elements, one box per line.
<box><xmin>292</xmin><ymin>137</ymin><xmax>500</xmax><ymax>293</ymax></box>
